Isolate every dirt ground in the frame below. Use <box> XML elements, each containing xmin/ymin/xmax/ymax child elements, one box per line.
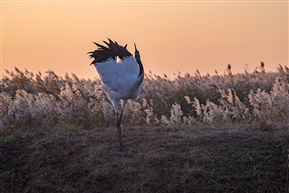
<box><xmin>0</xmin><ymin>123</ymin><xmax>288</xmax><ymax>193</ymax></box>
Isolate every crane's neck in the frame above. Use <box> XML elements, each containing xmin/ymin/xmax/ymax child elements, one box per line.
<box><xmin>134</xmin><ymin>43</ymin><xmax>144</xmax><ymax>87</ymax></box>
<box><xmin>135</xmin><ymin>54</ymin><xmax>144</xmax><ymax>87</ymax></box>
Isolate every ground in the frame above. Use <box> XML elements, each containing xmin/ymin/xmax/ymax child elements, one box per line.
<box><xmin>0</xmin><ymin>123</ymin><xmax>288</xmax><ymax>193</ymax></box>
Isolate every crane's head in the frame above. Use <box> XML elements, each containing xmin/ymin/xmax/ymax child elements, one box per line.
<box><xmin>134</xmin><ymin>43</ymin><xmax>140</xmax><ymax>60</ymax></box>
<box><xmin>134</xmin><ymin>43</ymin><xmax>143</xmax><ymax>78</ymax></box>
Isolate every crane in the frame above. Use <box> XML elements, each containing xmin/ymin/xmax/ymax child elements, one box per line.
<box><xmin>88</xmin><ymin>39</ymin><xmax>144</xmax><ymax>151</ymax></box>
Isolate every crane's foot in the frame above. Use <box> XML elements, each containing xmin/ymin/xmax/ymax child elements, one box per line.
<box><xmin>118</xmin><ymin>144</ymin><xmax>126</xmax><ymax>152</ymax></box>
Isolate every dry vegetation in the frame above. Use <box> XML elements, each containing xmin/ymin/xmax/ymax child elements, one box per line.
<box><xmin>1</xmin><ymin>124</ymin><xmax>289</xmax><ymax>193</ymax></box>
<box><xmin>1</xmin><ymin>64</ymin><xmax>289</xmax><ymax>130</ymax></box>
<box><xmin>1</xmin><ymin>64</ymin><xmax>289</xmax><ymax>192</ymax></box>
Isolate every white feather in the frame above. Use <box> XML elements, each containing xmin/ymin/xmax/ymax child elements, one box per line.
<box><xmin>93</xmin><ymin>56</ymin><xmax>142</xmax><ymax>112</ymax></box>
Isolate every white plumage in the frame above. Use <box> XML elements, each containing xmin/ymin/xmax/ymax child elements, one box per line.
<box><xmin>88</xmin><ymin>39</ymin><xmax>144</xmax><ymax>151</ymax></box>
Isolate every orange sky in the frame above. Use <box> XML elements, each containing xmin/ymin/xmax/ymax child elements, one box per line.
<box><xmin>1</xmin><ymin>0</ymin><xmax>288</xmax><ymax>79</ymax></box>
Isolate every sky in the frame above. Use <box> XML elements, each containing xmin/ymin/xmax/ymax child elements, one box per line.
<box><xmin>1</xmin><ymin>0</ymin><xmax>288</xmax><ymax>80</ymax></box>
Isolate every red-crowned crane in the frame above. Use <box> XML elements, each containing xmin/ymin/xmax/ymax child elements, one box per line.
<box><xmin>88</xmin><ymin>39</ymin><xmax>144</xmax><ymax>151</ymax></box>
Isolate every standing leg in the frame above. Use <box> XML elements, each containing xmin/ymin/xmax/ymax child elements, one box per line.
<box><xmin>112</xmin><ymin>99</ymin><xmax>124</xmax><ymax>151</ymax></box>
<box><xmin>117</xmin><ymin>108</ymin><xmax>125</xmax><ymax>151</ymax></box>
<box><xmin>117</xmin><ymin>100</ymin><xmax>128</xmax><ymax>151</ymax></box>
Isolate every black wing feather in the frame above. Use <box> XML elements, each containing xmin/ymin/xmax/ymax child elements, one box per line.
<box><xmin>88</xmin><ymin>38</ymin><xmax>132</xmax><ymax>65</ymax></box>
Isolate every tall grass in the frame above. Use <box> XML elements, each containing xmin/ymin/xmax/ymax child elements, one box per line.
<box><xmin>0</xmin><ymin>64</ymin><xmax>288</xmax><ymax>130</ymax></box>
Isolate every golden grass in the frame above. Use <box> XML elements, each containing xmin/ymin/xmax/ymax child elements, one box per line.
<box><xmin>0</xmin><ymin>124</ymin><xmax>288</xmax><ymax>193</ymax></box>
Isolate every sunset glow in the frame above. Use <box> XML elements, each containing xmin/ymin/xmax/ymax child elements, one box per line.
<box><xmin>1</xmin><ymin>0</ymin><xmax>288</xmax><ymax>79</ymax></box>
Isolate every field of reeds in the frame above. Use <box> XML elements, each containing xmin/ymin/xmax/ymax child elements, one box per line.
<box><xmin>0</xmin><ymin>64</ymin><xmax>289</xmax><ymax>192</ymax></box>
<box><xmin>1</xmin><ymin>64</ymin><xmax>289</xmax><ymax>130</ymax></box>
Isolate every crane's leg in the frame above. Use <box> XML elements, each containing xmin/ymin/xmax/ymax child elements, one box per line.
<box><xmin>112</xmin><ymin>99</ymin><xmax>124</xmax><ymax>151</ymax></box>
<box><xmin>117</xmin><ymin>100</ymin><xmax>127</xmax><ymax>151</ymax></box>
<box><xmin>117</xmin><ymin>109</ymin><xmax>125</xmax><ymax>151</ymax></box>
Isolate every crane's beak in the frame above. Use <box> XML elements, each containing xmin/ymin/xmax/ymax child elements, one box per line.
<box><xmin>134</xmin><ymin>43</ymin><xmax>138</xmax><ymax>52</ymax></box>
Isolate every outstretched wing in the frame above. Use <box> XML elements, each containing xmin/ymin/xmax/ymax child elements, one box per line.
<box><xmin>88</xmin><ymin>38</ymin><xmax>132</xmax><ymax>65</ymax></box>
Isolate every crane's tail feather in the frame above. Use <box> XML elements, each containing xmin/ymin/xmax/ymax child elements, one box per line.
<box><xmin>93</xmin><ymin>42</ymin><xmax>108</xmax><ymax>50</ymax></box>
<box><xmin>88</xmin><ymin>38</ymin><xmax>132</xmax><ymax>64</ymax></box>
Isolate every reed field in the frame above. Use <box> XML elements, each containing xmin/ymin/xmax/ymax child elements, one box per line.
<box><xmin>1</xmin><ymin>64</ymin><xmax>289</xmax><ymax>129</ymax></box>
<box><xmin>0</xmin><ymin>64</ymin><xmax>289</xmax><ymax>192</ymax></box>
